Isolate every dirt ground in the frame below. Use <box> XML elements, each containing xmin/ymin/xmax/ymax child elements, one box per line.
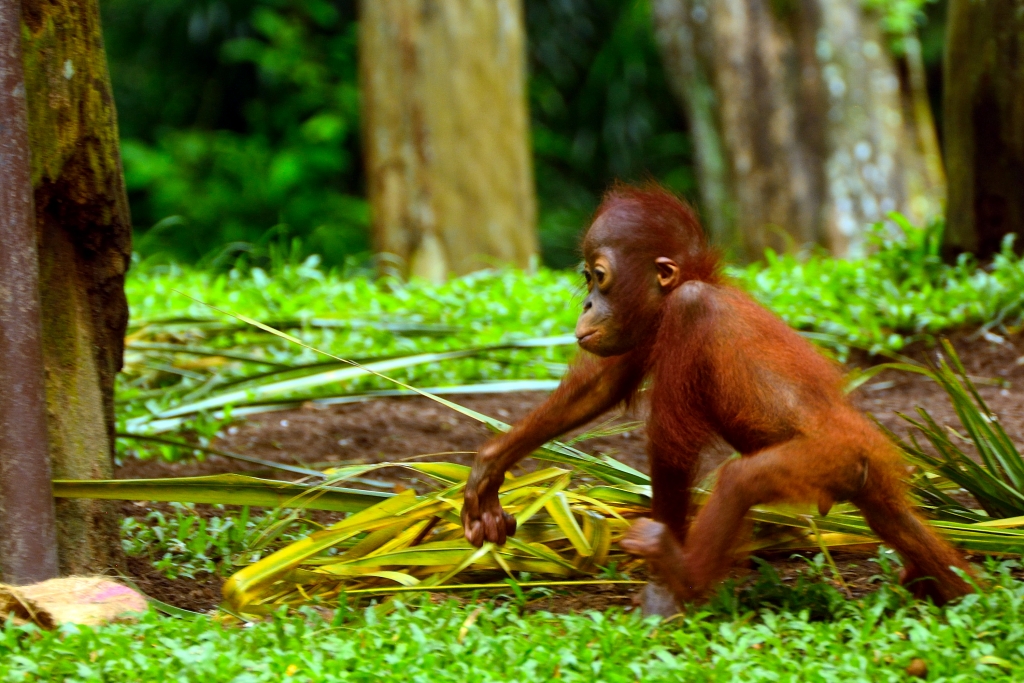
<box><xmin>118</xmin><ymin>331</ymin><xmax>1024</xmax><ymax>612</ymax></box>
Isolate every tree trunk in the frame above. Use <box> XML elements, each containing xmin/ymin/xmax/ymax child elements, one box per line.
<box><xmin>944</xmin><ymin>0</ymin><xmax>1024</xmax><ymax>257</ymax></box>
<box><xmin>653</xmin><ymin>0</ymin><xmax>944</xmax><ymax>260</ymax></box>
<box><xmin>0</xmin><ymin>0</ymin><xmax>60</xmax><ymax>585</ymax></box>
<box><xmin>359</xmin><ymin>0</ymin><xmax>538</xmax><ymax>281</ymax></box>
<box><xmin>19</xmin><ymin>0</ymin><xmax>131</xmax><ymax>574</ymax></box>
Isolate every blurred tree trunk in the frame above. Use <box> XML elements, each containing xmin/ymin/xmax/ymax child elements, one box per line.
<box><xmin>359</xmin><ymin>0</ymin><xmax>538</xmax><ymax>281</ymax></box>
<box><xmin>944</xmin><ymin>0</ymin><xmax>1024</xmax><ymax>257</ymax></box>
<box><xmin>653</xmin><ymin>0</ymin><xmax>944</xmax><ymax>260</ymax></box>
<box><xmin>19</xmin><ymin>0</ymin><xmax>131</xmax><ymax>573</ymax></box>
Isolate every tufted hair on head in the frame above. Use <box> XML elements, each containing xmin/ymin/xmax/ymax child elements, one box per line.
<box><xmin>586</xmin><ymin>182</ymin><xmax>719</xmax><ymax>283</ymax></box>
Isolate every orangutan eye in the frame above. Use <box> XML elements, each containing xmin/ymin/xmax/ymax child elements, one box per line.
<box><xmin>583</xmin><ymin>270</ymin><xmax>593</xmax><ymax>287</ymax></box>
<box><xmin>594</xmin><ymin>267</ymin><xmax>607</xmax><ymax>286</ymax></box>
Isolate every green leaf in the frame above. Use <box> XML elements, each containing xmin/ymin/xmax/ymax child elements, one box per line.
<box><xmin>53</xmin><ymin>474</ymin><xmax>391</xmax><ymax>512</ymax></box>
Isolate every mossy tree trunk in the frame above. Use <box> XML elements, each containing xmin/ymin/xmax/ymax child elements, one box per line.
<box><xmin>19</xmin><ymin>0</ymin><xmax>131</xmax><ymax>574</ymax></box>
<box><xmin>0</xmin><ymin>0</ymin><xmax>60</xmax><ymax>585</ymax></box>
<box><xmin>943</xmin><ymin>0</ymin><xmax>1024</xmax><ymax>257</ymax></box>
<box><xmin>653</xmin><ymin>0</ymin><xmax>944</xmax><ymax>260</ymax></box>
<box><xmin>359</xmin><ymin>0</ymin><xmax>538</xmax><ymax>281</ymax></box>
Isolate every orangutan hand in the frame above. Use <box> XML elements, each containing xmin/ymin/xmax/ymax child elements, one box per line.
<box><xmin>462</xmin><ymin>440</ymin><xmax>517</xmax><ymax>546</ymax></box>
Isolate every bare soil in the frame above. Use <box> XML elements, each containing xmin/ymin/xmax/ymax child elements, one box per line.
<box><xmin>124</xmin><ymin>554</ymin><xmax>224</xmax><ymax>612</ymax></box>
<box><xmin>119</xmin><ymin>331</ymin><xmax>1024</xmax><ymax>613</ymax></box>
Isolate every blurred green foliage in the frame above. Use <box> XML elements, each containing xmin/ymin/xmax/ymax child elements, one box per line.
<box><xmin>103</xmin><ymin>0</ymin><xmax>692</xmax><ymax>267</ymax></box>
<box><xmin>864</xmin><ymin>0</ymin><xmax>937</xmax><ymax>38</ymax></box>
<box><xmin>104</xmin><ymin>0</ymin><xmax>367</xmax><ymax>264</ymax></box>
<box><xmin>864</xmin><ymin>0</ymin><xmax>948</xmax><ymax>131</ymax></box>
<box><xmin>104</xmin><ymin>0</ymin><xmax>946</xmax><ymax>268</ymax></box>
<box><xmin>526</xmin><ymin>0</ymin><xmax>695</xmax><ymax>267</ymax></box>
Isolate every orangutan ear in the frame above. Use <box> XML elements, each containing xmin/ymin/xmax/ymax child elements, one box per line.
<box><xmin>655</xmin><ymin>257</ymin><xmax>681</xmax><ymax>290</ymax></box>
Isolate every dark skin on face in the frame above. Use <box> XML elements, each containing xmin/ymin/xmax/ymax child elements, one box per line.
<box><xmin>460</xmin><ymin>230</ymin><xmax>667</xmax><ymax>547</ymax></box>
<box><xmin>462</xmin><ymin>184</ymin><xmax>973</xmax><ymax>613</ymax></box>
<box><xmin>575</xmin><ymin>232</ymin><xmax>682</xmax><ymax>357</ymax></box>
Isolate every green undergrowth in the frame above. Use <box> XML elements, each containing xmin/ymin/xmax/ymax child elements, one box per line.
<box><xmin>734</xmin><ymin>226</ymin><xmax>1024</xmax><ymax>357</ymax></box>
<box><xmin>119</xmin><ymin>259</ymin><xmax>580</xmax><ymax>432</ymax></box>
<box><xmin>121</xmin><ymin>504</ymin><xmax>314</xmax><ymax>579</ymax></box>
<box><xmin>97</xmin><ymin>225</ymin><xmax>1024</xmax><ymax>678</ymax></box>
<box><xmin>4</xmin><ymin>561</ymin><xmax>1024</xmax><ymax>682</ymax></box>
<box><xmin>118</xmin><ymin>221</ymin><xmax>1024</xmax><ymax>449</ymax></box>
<box><xmin>126</xmin><ymin>223</ymin><xmax>1024</xmax><ymax>368</ymax></box>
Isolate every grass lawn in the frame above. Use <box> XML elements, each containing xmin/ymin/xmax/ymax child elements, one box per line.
<box><xmin>3</xmin><ymin>564</ymin><xmax>1024</xmax><ymax>682</ymax></box>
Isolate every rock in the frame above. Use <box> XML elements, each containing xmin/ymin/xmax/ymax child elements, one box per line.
<box><xmin>0</xmin><ymin>577</ymin><xmax>148</xmax><ymax>628</ymax></box>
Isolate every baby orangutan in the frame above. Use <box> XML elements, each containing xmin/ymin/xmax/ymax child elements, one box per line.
<box><xmin>461</xmin><ymin>183</ymin><xmax>973</xmax><ymax>614</ymax></box>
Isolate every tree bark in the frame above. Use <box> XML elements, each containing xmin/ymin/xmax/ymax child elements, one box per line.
<box><xmin>944</xmin><ymin>0</ymin><xmax>1024</xmax><ymax>257</ymax></box>
<box><xmin>359</xmin><ymin>0</ymin><xmax>538</xmax><ymax>281</ymax></box>
<box><xmin>0</xmin><ymin>0</ymin><xmax>59</xmax><ymax>585</ymax></box>
<box><xmin>653</xmin><ymin>0</ymin><xmax>944</xmax><ymax>260</ymax></box>
<box><xmin>19</xmin><ymin>0</ymin><xmax>131</xmax><ymax>574</ymax></box>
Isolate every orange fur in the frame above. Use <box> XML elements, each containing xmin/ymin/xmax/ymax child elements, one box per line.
<box><xmin>462</xmin><ymin>183</ymin><xmax>973</xmax><ymax>607</ymax></box>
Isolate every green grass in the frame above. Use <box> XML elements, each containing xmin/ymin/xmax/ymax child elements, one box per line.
<box><xmin>4</xmin><ymin>561</ymin><xmax>1024</xmax><ymax>682</ymax></box>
